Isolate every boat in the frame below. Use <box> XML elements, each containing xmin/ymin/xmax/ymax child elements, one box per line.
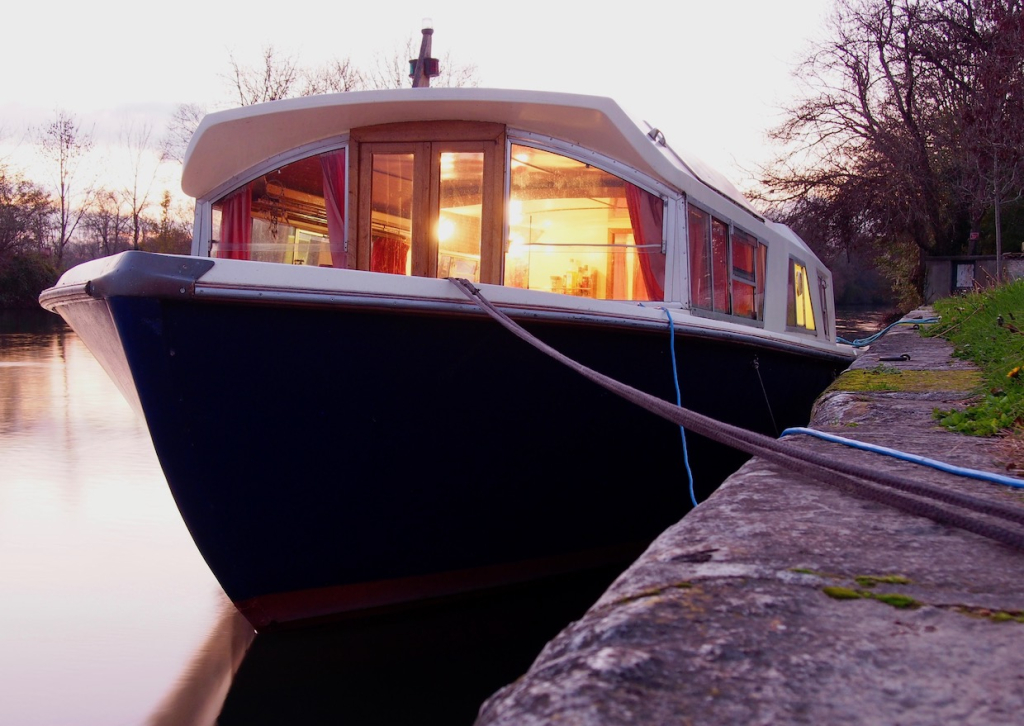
<box><xmin>40</xmin><ymin>87</ymin><xmax>856</xmax><ymax>631</ymax></box>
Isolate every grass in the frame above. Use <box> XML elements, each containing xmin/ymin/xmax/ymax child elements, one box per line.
<box><xmin>926</xmin><ymin>281</ymin><xmax>1024</xmax><ymax>451</ymax></box>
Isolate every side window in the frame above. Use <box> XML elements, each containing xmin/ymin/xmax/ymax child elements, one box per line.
<box><xmin>688</xmin><ymin>203</ymin><xmax>766</xmax><ymax>321</ymax></box>
<box><xmin>787</xmin><ymin>259</ymin><xmax>817</xmax><ymax>331</ymax></box>
<box><xmin>688</xmin><ymin>206</ymin><xmax>712</xmax><ymax>308</ymax></box>
<box><xmin>504</xmin><ymin>144</ymin><xmax>665</xmax><ymax>301</ymax></box>
<box><xmin>211</xmin><ymin>149</ymin><xmax>347</xmax><ymax>267</ymax></box>
<box><xmin>731</xmin><ymin>229</ymin><xmax>757</xmax><ymax>319</ymax></box>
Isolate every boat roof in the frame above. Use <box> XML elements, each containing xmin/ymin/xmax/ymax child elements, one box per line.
<box><xmin>181</xmin><ymin>88</ymin><xmax>759</xmax><ymax>216</ymax></box>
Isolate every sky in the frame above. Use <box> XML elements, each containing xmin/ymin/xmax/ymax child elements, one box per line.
<box><xmin>1</xmin><ymin>0</ymin><xmax>834</xmax><ymax>203</ymax></box>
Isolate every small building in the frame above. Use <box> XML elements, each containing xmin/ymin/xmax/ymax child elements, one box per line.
<box><xmin>924</xmin><ymin>253</ymin><xmax>1024</xmax><ymax>301</ymax></box>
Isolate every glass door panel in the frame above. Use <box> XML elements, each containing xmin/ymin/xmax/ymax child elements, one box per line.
<box><xmin>437</xmin><ymin>151</ymin><xmax>484</xmax><ymax>282</ymax></box>
<box><xmin>369</xmin><ymin>152</ymin><xmax>414</xmax><ymax>275</ymax></box>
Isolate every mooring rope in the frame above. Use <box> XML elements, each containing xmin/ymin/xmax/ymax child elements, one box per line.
<box><xmin>752</xmin><ymin>355</ymin><xmax>779</xmax><ymax>437</ymax></box>
<box><xmin>448</xmin><ymin>278</ymin><xmax>1024</xmax><ymax>550</ymax></box>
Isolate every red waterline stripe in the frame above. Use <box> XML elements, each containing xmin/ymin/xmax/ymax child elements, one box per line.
<box><xmin>234</xmin><ymin>543</ymin><xmax>645</xmax><ymax>631</ymax></box>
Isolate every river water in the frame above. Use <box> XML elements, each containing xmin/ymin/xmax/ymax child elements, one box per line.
<box><xmin>0</xmin><ymin>306</ymin><xmax>892</xmax><ymax>725</ymax></box>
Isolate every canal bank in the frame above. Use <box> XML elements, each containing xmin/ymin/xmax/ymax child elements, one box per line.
<box><xmin>475</xmin><ymin>311</ymin><xmax>1024</xmax><ymax>725</ymax></box>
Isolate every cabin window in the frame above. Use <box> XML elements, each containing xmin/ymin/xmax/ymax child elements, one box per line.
<box><xmin>688</xmin><ymin>203</ymin><xmax>766</xmax><ymax>320</ymax></box>
<box><xmin>787</xmin><ymin>259</ymin><xmax>816</xmax><ymax>331</ymax></box>
<box><xmin>711</xmin><ymin>218</ymin><xmax>730</xmax><ymax>311</ymax></box>
<box><xmin>732</xmin><ymin>229</ymin><xmax>766</xmax><ymax>320</ymax></box>
<box><xmin>210</xmin><ymin>149</ymin><xmax>347</xmax><ymax>267</ymax></box>
<box><xmin>688</xmin><ymin>206</ymin><xmax>712</xmax><ymax>308</ymax></box>
<box><xmin>503</xmin><ymin>145</ymin><xmax>665</xmax><ymax>301</ymax></box>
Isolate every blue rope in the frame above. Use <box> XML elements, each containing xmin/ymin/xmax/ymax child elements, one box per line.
<box><xmin>837</xmin><ymin>317</ymin><xmax>939</xmax><ymax>348</ymax></box>
<box><xmin>780</xmin><ymin>427</ymin><xmax>1024</xmax><ymax>490</ymax></box>
<box><xmin>662</xmin><ymin>308</ymin><xmax>699</xmax><ymax>507</ymax></box>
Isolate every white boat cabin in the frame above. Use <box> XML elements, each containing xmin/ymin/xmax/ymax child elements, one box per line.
<box><xmin>183</xmin><ymin>88</ymin><xmax>834</xmax><ymax>342</ymax></box>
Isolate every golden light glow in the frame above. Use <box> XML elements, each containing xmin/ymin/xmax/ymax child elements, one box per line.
<box><xmin>508</xmin><ymin>199</ymin><xmax>523</xmax><ymax>226</ymax></box>
<box><xmin>437</xmin><ymin>215</ymin><xmax>456</xmax><ymax>243</ymax></box>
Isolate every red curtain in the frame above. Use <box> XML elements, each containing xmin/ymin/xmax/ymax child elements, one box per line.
<box><xmin>625</xmin><ymin>183</ymin><xmax>665</xmax><ymax>301</ymax></box>
<box><xmin>218</xmin><ymin>185</ymin><xmax>252</xmax><ymax>260</ymax></box>
<box><xmin>370</xmin><ymin>236</ymin><xmax>410</xmax><ymax>275</ymax></box>
<box><xmin>320</xmin><ymin>150</ymin><xmax>347</xmax><ymax>269</ymax></box>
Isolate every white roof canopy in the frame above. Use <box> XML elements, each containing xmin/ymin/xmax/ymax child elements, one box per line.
<box><xmin>181</xmin><ymin>88</ymin><xmax>758</xmax><ymax>217</ymax></box>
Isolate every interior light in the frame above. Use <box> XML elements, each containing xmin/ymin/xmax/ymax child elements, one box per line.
<box><xmin>438</xmin><ymin>215</ymin><xmax>455</xmax><ymax>242</ymax></box>
<box><xmin>440</xmin><ymin>154</ymin><xmax>456</xmax><ymax>180</ymax></box>
<box><xmin>508</xmin><ymin>200</ymin><xmax>523</xmax><ymax>226</ymax></box>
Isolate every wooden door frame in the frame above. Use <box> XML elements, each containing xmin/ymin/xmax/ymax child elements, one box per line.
<box><xmin>348</xmin><ymin>122</ymin><xmax>506</xmax><ymax>283</ymax></box>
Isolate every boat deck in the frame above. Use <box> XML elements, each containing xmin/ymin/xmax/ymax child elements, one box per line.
<box><xmin>475</xmin><ymin>314</ymin><xmax>1024</xmax><ymax>724</ymax></box>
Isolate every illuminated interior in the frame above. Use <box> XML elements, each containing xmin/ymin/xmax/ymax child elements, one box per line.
<box><xmin>437</xmin><ymin>151</ymin><xmax>483</xmax><ymax>280</ymax></box>
<box><xmin>368</xmin><ymin>153</ymin><xmax>413</xmax><ymax>275</ymax></box>
<box><xmin>205</xmin><ymin>125</ymin><xmax>782</xmax><ymax>323</ymax></box>
<box><xmin>211</xmin><ymin>152</ymin><xmax>343</xmax><ymax>267</ymax></box>
<box><xmin>787</xmin><ymin>260</ymin><xmax>816</xmax><ymax>330</ymax></box>
<box><xmin>504</xmin><ymin>145</ymin><xmax>663</xmax><ymax>300</ymax></box>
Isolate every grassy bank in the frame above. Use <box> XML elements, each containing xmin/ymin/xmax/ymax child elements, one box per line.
<box><xmin>925</xmin><ymin>282</ymin><xmax>1024</xmax><ymax>466</ymax></box>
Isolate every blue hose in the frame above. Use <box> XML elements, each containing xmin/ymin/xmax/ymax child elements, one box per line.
<box><xmin>838</xmin><ymin>317</ymin><xmax>940</xmax><ymax>348</ymax></box>
<box><xmin>780</xmin><ymin>427</ymin><xmax>1024</xmax><ymax>490</ymax></box>
<box><xmin>663</xmin><ymin>309</ymin><xmax>699</xmax><ymax>507</ymax></box>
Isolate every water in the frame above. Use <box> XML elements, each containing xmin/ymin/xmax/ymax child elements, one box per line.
<box><xmin>0</xmin><ymin>310</ymin><xmax>616</xmax><ymax>725</ymax></box>
<box><xmin>835</xmin><ymin>305</ymin><xmax>899</xmax><ymax>344</ymax></box>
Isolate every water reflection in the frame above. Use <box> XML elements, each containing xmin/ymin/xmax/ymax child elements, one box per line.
<box><xmin>1</xmin><ymin>311</ymin><xmax>225</xmax><ymax>726</ymax></box>
<box><xmin>147</xmin><ymin>600</ymin><xmax>255</xmax><ymax>726</ymax></box>
<box><xmin>835</xmin><ymin>305</ymin><xmax>899</xmax><ymax>344</ymax></box>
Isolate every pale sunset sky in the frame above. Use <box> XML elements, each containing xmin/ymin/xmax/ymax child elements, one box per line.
<box><xmin>1</xmin><ymin>0</ymin><xmax>833</xmax><ymax>202</ymax></box>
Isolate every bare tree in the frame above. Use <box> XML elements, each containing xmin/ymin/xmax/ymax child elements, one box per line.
<box><xmin>120</xmin><ymin>119</ymin><xmax>159</xmax><ymax>250</ymax></box>
<box><xmin>366</xmin><ymin>37</ymin><xmax>416</xmax><ymax>90</ymax></box>
<box><xmin>931</xmin><ymin>0</ymin><xmax>1024</xmax><ymax>278</ymax></box>
<box><xmin>227</xmin><ymin>46</ymin><xmax>302</xmax><ymax>106</ymax></box>
<box><xmin>81</xmin><ymin>189</ymin><xmax>129</xmax><ymax>257</ymax></box>
<box><xmin>366</xmin><ymin>35</ymin><xmax>479</xmax><ymax>90</ymax></box>
<box><xmin>162</xmin><ymin>102</ymin><xmax>207</xmax><ymax>164</ymax></box>
<box><xmin>36</xmin><ymin>109</ymin><xmax>93</xmax><ymax>264</ymax></box>
<box><xmin>434</xmin><ymin>49</ymin><xmax>479</xmax><ymax>89</ymax></box>
<box><xmin>302</xmin><ymin>58</ymin><xmax>366</xmax><ymax>94</ymax></box>
<box><xmin>759</xmin><ymin>0</ymin><xmax>1024</xmax><ymax>304</ymax></box>
<box><xmin>225</xmin><ymin>36</ymin><xmax>479</xmax><ymax>107</ymax></box>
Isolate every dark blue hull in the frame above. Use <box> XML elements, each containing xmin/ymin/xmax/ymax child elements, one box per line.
<box><xmin>44</xmin><ymin>255</ymin><xmax>850</xmax><ymax>630</ymax></box>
